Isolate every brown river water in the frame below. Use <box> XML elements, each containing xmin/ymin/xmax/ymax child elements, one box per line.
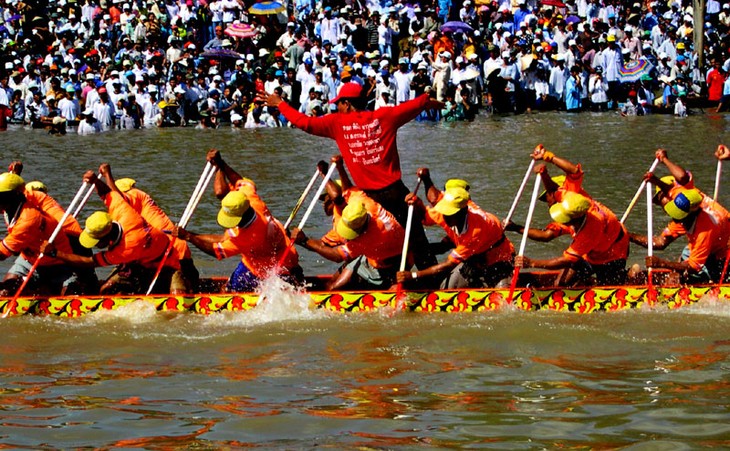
<box><xmin>0</xmin><ymin>111</ymin><xmax>729</xmax><ymax>448</ymax></box>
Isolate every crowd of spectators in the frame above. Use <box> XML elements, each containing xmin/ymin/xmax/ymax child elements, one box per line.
<box><xmin>1</xmin><ymin>0</ymin><xmax>730</xmax><ymax>133</ymax></box>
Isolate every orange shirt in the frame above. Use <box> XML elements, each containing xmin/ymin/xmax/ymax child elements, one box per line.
<box><xmin>661</xmin><ymin>206</ymin><xmax>730</xmax><ymax>271</ymax></box>
<box><xmin>563</xmin><ymin>203</ymin><xmax>629</xmax><ymax>265</ymax></box>
<box><xmin>24</xmin><ymin>189</ymin><xmax>83</xmax><ymax>236</ymax></box>
<box><xmin>123</xmin><ymin>188</ymin><xmax>192</xmax><ymax>260</ymax></box>
<box><xmin>335</xmin><ymin>191</ymin><xmax>405</xmax><ymax>268</ymax></box>
<box><xmin>93</xmin><ymin>192</ymin><xmax>179</xmax><ymax>269</ymax></box>
<box><xmin>425</xmin><ymin>201</ymin><xmax>514</xmax><ymax>267</ymax></box>
<box><xmin>1</xmin><ymin>205</ymin><xmax>73</xmax><ymax>266</ymax></box>
<box><xmin>215</xmin><ymin>183</ymin><xmax>298</xmax><ymax>278</ymax></box>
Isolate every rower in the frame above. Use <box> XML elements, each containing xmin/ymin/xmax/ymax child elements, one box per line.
<box><xmin>291</xmin><ymin>192</ymin><xmax>406</xmax><ymax>291</ymax></box>
<box><xmin>7</xmin><ymin>160</ymin><xmax>99</xmax><ymax>292</ymax></box>
<box><xmin>96</xmin><ymin>168</ymin><xmax>199</xmax><ymax>293</ymax></box>
<box><xmin>0</xmin><ymin>172</ymin><xmax>83</xmax><ymax>296</ymax></box>
<box><xmin>505</xmin><ymin>144</ymin><xmax>594</xmax><ymax>243</ymax></box>
<box><xmin>515</xmin><ymin>191</ymin><xmax>629</xmax><ymax>287</ymax></box>
<box><xmin>41</xmin><ymin>165</ymin><xmax>185</xmax><ymax>295</ymax></box>
<box><xmin>174</xmin><ymin>180</ymin><xmax>304</xmax><ymax>293</ymax></box>
<box><xmin>396</xmin><ymin>169</ymin><xmax>515</xmax><ymax>289</ymax></box>
<box><xmin>630</xmin><ymin>188</ymin><xmax>730</xmax><ymax>284</ymax></box>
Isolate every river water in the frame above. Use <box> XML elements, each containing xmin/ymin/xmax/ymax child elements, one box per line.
<box><xmin>1</xmin><ymin>112</ymin><xmax>729</xmax><ymax>448</ymax></box>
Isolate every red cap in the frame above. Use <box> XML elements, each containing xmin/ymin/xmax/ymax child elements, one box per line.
<box><xmin>329</xmin><ymin>82</ymin><xmax>362</xmax><ymax>104</ymax></box>
<box><xmin>98</xmin><ymin>87</ymin><xmax>107</xmax><ymax>93</ymax></box>
<box><xmin>274</xmin><ymin>51</ymin><xmax>283</xmax><ymax>58</ymax></box>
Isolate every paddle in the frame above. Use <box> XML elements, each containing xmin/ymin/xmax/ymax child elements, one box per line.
<box><xmin>620</xmin><ymin>158</ymin><xmax>660</xmax><ymax>224</ymax></box>
<box><xmin>146</xmin><ymin>162</ymin><xmax>216</xmax><ymax>295</ymax></box>
<box><xmin>507</xmin><ymin>173</ymin><xmax>543</xmax><ymax>303</ymax></box>
<box><xmin>395</xmin><ymin>177</ymin><xmax>422</xmax><ymax>310</ymax></box>
<box><xmin>2</xmin><ymin>179</ymin><xmax>93</xmax><ymax>318</ymax></box>
<box><xmin>276</xmin><ymin>161</ymin><xmax>337</xmax><ymax>269</ymax></box>
<box><xmin>713</xmin><ymin>160</ymin><xmax>722</xmax><ymax>201</ymax></box>
<box><xmin>646</xmin><ymin>182</ymin><xmax>655</xmax><ymax>302</ymax></box>
<box><xmin>283</xmin><ymin>166</ymin><xmax>322</xmax><ymax>230</ymax></box>
<box><xmin>503</xmin><ymin>159</ymin><xmax>536</xmax><ymax>228</ymax></box>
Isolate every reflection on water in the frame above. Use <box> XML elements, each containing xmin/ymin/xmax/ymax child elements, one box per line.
<box><xmin>1</xmin><ymin>115</ymin><xmax>730</xmax><ymax>447</ymax></box>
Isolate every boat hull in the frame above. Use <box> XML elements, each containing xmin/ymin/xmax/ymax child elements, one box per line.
<box><xmin>0</xmin><ymin>285</ymin><xmax>725</xmax><ymax>317</ymax></box>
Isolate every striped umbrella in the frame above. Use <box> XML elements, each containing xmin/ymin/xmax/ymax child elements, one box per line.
<box><xmin>224</xmin><ymin>22</ymin><xmax>257</xmax><ymax>39</ymax></box>
<box><xmin>248</xmin><ymin>1</ymin><xmax>285</xmax><ymax>15</ymax></box>
<box><xmin>618</xmin><ymin>57</ymin><xmax>654</xmax><ymax>83</ymax></box>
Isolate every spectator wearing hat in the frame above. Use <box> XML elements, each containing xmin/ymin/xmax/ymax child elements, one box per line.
<box><xmin>78</xmin><ymin>107</ymin><xmax>102</xmax><ymax>135</ymax></box>
<box><xmin>135</xmin><ymin>82</ymin><xmax>158</xmax><ymax>126</ymax></box>
<box><xmin>432</xmin><ymin>51</ymin><xmax>452</xmax><ymax>102</ymax></box>
<box><xmin>378</xmin><ymin>14</ymin><xmax>395</xmax><ymax>59</ymax></box>
<box><xmin>594</xmin><ymin>33</ymin><xmax>622</xmax><ymax>108</ymax></box>
<box><xmin>393</xmin><ymin>57</ymin><xmax>413</xmax><ymax>104</ymax></box>
<box><xmin>320</xmin><ymin>7</ymin><xmax>341</xmax><ymax>47</ymax></box>
<box><xmin>588</xmin><ymin>66</ymin><xmax>609</xmax><ymax>111</ymax></box>
<box><xmin>92</xmin><ymin>86</ymin><xmax>115</xmax><ymax>131</ymax></box>
<box><xmin>277</xmin><ymin>22</ymin><xmax>298</xmax><ymax>51</ymax></box>
<box><xmin>58</xmin><ymin>85</ymin><xmax>80</xmax><ymax>121</ymax></box>
<box><xmin>397</xmin><ymin>168</ymin><xmax>514</xmax><ymax>289</ymax></box>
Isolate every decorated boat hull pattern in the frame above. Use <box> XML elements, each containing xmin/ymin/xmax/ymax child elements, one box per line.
<box><xmin>0</xmin><ymin>285</ymin><xmax>727</xmax><ymax>317</ymax></box>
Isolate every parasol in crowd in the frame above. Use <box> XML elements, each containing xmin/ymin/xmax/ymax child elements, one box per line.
<box><xmin>224</xmin><ymin>22</ymin><xmax>257</xmax><ymax>39</ymax></box>
<box><xmin>440</xmin><ymin>21</ymin><xmax>473</xmax><ymax>34</ymax></box>
<box><xmin>618</xmin><ymin>57</ymin><xmax>654</xmax><ymax>82</ymax></box>
<box><xmin>540</xmin><ymin>0</ymin><xmax>567</xmax><ymax>7</ymax></box>
<box><xmin>248</xmin><ymin>1</ymin><xmax>286</xmax><ymax>15</ymax></box>
<box><xmin>200</xmin><ymin>48</ymin><xmax>243</xmax><ymax>59</ymax></box>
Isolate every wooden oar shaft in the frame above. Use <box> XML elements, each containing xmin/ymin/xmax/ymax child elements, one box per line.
<box><xmin>283</xmin><ymin>169</ymin><xmax>321</xmax><ymax>230</ymax></box>
<box><xmin>503</xmin><ymin>159</ymin><xmax>536</xmax><ymax>227</ymax></box>
<box><xmin>646</xmin><ymin>182</ymin><xmax>654</xmax><ymax>296</ymax></box>
<box><xmin>507</xmin><ymin>174</ymin><xmax>543</xmax><ymax>303</ymax></box>
<box><xmin>72</xmin><ymin>172</ymin><xmax>104</xmax><ymax>219</ymax></box>
<box><xmin>620</xmin><ymin>158</ymin><xmax>660</xmax><ymax>224</ymax></box>
<box><xmin>180</xmin><ymin>162</ymin><xmax>214</xmax><ymax>227</ymax></box>
<box><xmin>146</xmin><ymin>163</ymin><xmax>215</xmax><ymax>295</ymax></box>
<box><xmin>399</xmin><ymin>178</ymin><xmax>422</xmax><ymax>273</ymax></box>
<box><xmin>296</xmin><ymin>162</ymin><xmax>337</xmax><ymax>231</ymax></box>
<box><xmin>714</xmin><ymin>160</ymin><xmax>722</xmax><ymax>201</ymax></box>
<box><xmin>276</xmin><ymin>162</ymin><xmax>338</xmax><ymax>270</ymax></box>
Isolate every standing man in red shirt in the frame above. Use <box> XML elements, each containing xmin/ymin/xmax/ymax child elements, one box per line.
<box><xmin>265</xmin><ymin>82</ymin><xmax>443</xmax><ymax>273</ymax></box>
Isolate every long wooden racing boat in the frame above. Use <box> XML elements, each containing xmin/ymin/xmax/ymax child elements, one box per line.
<box><xmin>0</xmin><ymin>280</ymin><xmax>728</xmax><ymax>317</ymax></box>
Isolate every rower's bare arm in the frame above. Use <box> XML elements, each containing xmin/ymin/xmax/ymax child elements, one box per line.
<box><xmin>83</xmin><ymin>170</ymin><xmax>111</xmax><ymax>197</ymax></box>
<box><xmin>629</xmin><ymin>232</ymin><xmax>672</xmax><ymax>250</ymax></box>
<box><xmin>291</xmin><ymin>227</ymin><xmax>343</xmax><ymax>262</ymax></box>
<box><xmin>655</xmin><ymin>149</ymin><xmax>690</xmax><ymax>185</ymax></box>
<box><xmin>416</xmin><ymin>168</ymin><xmax>439</xmax><ymax>205</ymax></box>
<box><xmin>646</xmin><ymin>256</ymin><xmax>692</xmax><ymax>272</ymax></box>
<box><xmin>397</xmin><ymin>259</ymin><xmax>456</xmax><ymax>283</ymax></box>
<box><xmin>41</xmin><ymin>242</ymin><xmax>96</xmax><ymax>268</ymax></box>
<box><xmin>175</xmin><ymin>228</ymin><xmax>220</xmax><ymax>257</ymax></box>
<box><xmin>518</xmin><ymin>255</ymin><xmax>574</xmax><ymax>270</ymax></box>
<box><xmin>99</xmin><ymin>163</ymin><xmax>123</xmax><ymax>196</ymax></box>
<box><xmin>531</xmin><ymin>144</ymin><xmax>579</xmax><ymax>175</ymax></box>
<box><xmin>330</xmin><ymin>155</ymin><xmax>353</xmax><ymax>191</ymax></box>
